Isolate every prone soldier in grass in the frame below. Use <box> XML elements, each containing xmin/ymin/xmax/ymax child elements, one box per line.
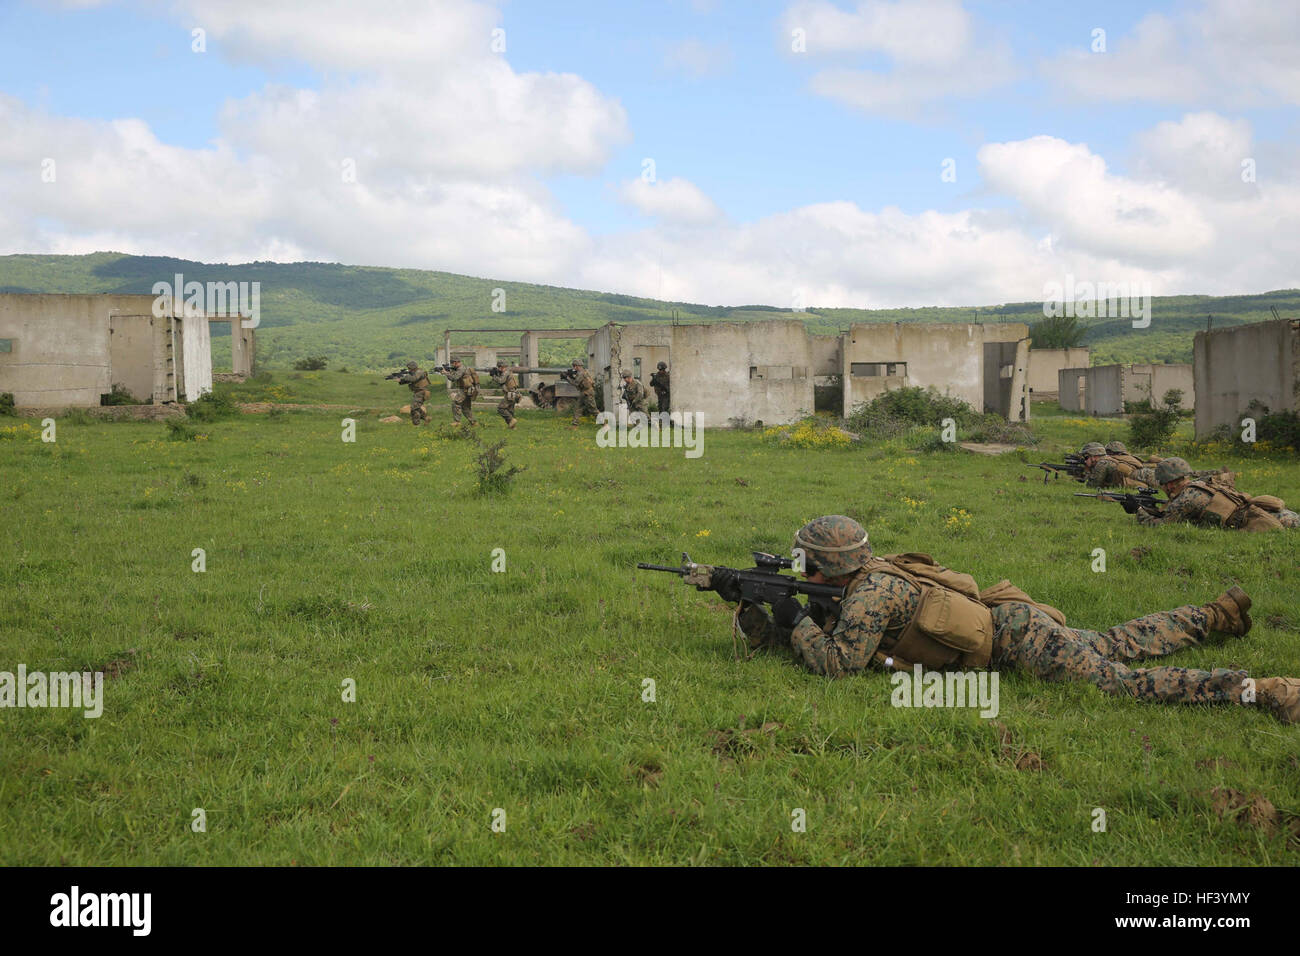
<box><xmin>620</xmin><ymin>369</ymin><xmax>649</xmax><ymax>414</ymax></box>
<box><xmin>397</xmin><ymin>360</ymin><xmax>431</xmax><ymax>426</ymax></box>
<box><xmin>1135</xmin><ymin>458</ymin><xmax>1299</xmax><ymax>530</ymax></box>
<box><xmin>491</xmin><ymin>360</ymin><xmax>520</xmax><ymax>429</ymax></box>
<box><xmin>1081</xmin><ymin>442</ymin><xmax>1158</xmax><ymax>490</ymax></box>
<box><xmin>695</xmin><ymin>515</ymin><xmax>1299</xmax><ymax>723</ymax></box>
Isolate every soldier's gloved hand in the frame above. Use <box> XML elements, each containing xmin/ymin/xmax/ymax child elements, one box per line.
<box><xmin>1120</xmin><ymin>497</ymin><xmax>1141</xmax><ymax>514</ymax></box>
<box><xmin>705</xmin><ymin>568</ymin><xmax>743</xmax><ymax>603</ymax></box>
<box><xmin>772</xmin><ymin>596</ymin><xmax>808</xmax><ymax>630</ymax></box>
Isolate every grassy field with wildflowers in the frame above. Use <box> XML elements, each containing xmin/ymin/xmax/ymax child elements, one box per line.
<box><xmin>1</xmin><ymin>375</ymin><xmax>1298</xmax><ymax>865</ymax></box>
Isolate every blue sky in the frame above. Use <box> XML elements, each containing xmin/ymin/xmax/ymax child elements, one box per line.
<box><xmin>1</xmin><ymin>0</ymin><xmax>1296</xmax><ymax>306</ymax></box>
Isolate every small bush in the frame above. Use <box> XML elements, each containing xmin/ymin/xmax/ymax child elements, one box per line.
<box><xmin>0</xmin><ymin>392</ymin><xmax>14</xmax><ymax>416</ymax></box>
<box><xmin>293</xmin><ymin>356</ymin><xmax>328</xmax><ymax>371</ymax></box>
<box><xmin>100</xmin><ymin>383</ymin><xmax>141</xmax><ymax>406</ymax></box>
<box><xmin>473</xmin><ymin>435</ymin><xmax>524</xmax><ymax>495</ymax></box>
<box><xmin>963</xmin><ymin>414</ymin><xmax>1038</xmax><ymax>446</ymax></box>
<box><xmin>186</xmin><ymin>391</ymin><xmax>240</xmax><ymax>422</ymax></box>
<box><xmin>1128</xmin><ymin>389</ymin><xmax>1183</xmax><ymax>449</ymax></box>
<box><xmin>845</xmin><ymin>386</ymin><xmax>977</xmax><ymax>439</ymax></box>
<box><xmin>63</xmin><ymin>408</ymin><xmax>96</xmax><ymax>426</ymax></box>
<box><xmin>336</xmin><ymin>366</ymin><xmax>350</xmax><ymax>374</ymax></box>
<box><xmin>166</xmin><ymin>419</ymin><xmax>199</xmax><ymax>441</ymax></box>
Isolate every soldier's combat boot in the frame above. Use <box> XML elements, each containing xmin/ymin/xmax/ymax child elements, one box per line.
<box><xmin>507</xmin><ymin>420</ymin><xmax>517</xmax><ymax>429</ymax></box>
<box><xmin>1201</xmin><ymin>586</ymin><xmax>1252</xmax><ymax>637</ymax></box>
<box><xmin>1255</xmin><ymin>678</ymin><xmax>1300</xmax><ymax>724</ymax></box>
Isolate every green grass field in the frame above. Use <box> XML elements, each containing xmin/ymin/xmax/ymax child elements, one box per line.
<box><xmin>2</xmin><ymin>383</ymin><xmax>1299</xmax><ymax>865</ymax></box>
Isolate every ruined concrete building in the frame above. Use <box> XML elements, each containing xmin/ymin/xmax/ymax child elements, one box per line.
<box><xmin>0</xmin><ymin>293</ymin><xmax>251</xmax><ymax>409</ymax></box>
<box><xmin>1193</xmin><ymin>318</ymin><xmax>1300</xmax><ymax>439</ymax></box>
<box><xmin>1057</xmin><ymin>363</ymin><xmax>1195</xmax><ymax>417</ymax></box>
<box><xmin>577</xmin><ymin>320</ymin><xmax>1033</xmax><ymax>425</ymax></box>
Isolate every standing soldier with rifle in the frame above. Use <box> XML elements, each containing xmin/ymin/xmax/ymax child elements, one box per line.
<box><xmin>644</xmin><ymin>514</ymin><xmax>1300</xmax><ymax>723</ymax></box>
<box><xmin>491</xmin><ymin>360</ymin><xmax>520</xmax><ymax>430</ymax></box>
<box><xmin>387</xmin><ymin>361</ymin><xmax>431</xmax><ymax>426</ymax></box>
<box><xmin>441</xmin><ymin>357</ymin><xmax>479</xmax><ymax>425</ymax></box>
<box><xmin>567</xmin><ymin>359</ymin><xmax>597</xmax><ymax>426</ymax></box>
<box><xmin>650</xmin><ymin>361</ymin><xmax>670</xmax><ymax>413</ymax></box>
<box><xmin>1136</xmin><ymin>458</ymin><xmax>1299</xmax><ymax>531</ymax></box>
<box><xmin>620</xmin><ymin>369</ymin><xmax>649</xmax><ymax>414</ymax></box>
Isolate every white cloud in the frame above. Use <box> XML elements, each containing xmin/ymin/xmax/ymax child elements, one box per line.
<box><xmin>664</xmin><ymin>37</ymin><xmax>733</xmax><ymax>78</ymax></box>
<box><xmin>619</xmin><ymin>177</ymin><xmax>722</xmax><ymax>225</ymax></box>
<box><xmin>784</xmin><ymin>0</ymin><xmax>1016</xmax><ymax>115</ymax></box>
<box><xmin>1048</xmin><ymin>0</ymin><xmax>1300</xmax><ymax>107</ymax></box>
<box><xmin>1133</xmin><ymin>112</ymin><xmax>1258</xmax><ymax>198</ymax></box>
<box><xmin>978</xmin><ymin>135</ymin><xmax>1215</xmax><ymax>264</ymax></box>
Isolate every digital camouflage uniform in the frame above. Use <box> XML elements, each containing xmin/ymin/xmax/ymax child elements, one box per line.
<box><xmin>570</xmin><ymin>365</ymin><xmax>597</xmax><ymax>424</ymax></box>
<box><xmin>1138</xmin><ymin>483</ymin><xmax>1300</xmax><ymax>530</ymax></box>
<box><xmin>1085</xmin><ymin>454</ymin><xmax>1155</xmax><ymax>490</ymax></box>
<box><xmin>718</xmin><ymin>515</ymin><xmax>1300</xmax><ymax>719</ymax></box>
<box><xmin>621</xmin><ymin>376</ymin><xmax>649</xmax><ymax>414</ymax></box>
<box><xmin>739</xmin><ymin>574</ymin><xmax>1250</xmax><ymax>706</ymax></box>
<box><xmin>444</xmin><ymin>362</ymin><xmax>478</xmax><ymax>424</ymax></box>
<box><xmin>650</xmin><ymin>368</ymin><xmax>670</xmax><ymax>413</ymax></box>
<box><xmin>399</xmin><ymin>364</ymin><xmax>432</xmax><ymax>425</ymax></box>
<box><xmin>492</xmin><ymin>367</ymin><xmax>520</xmax><ymax>427</ymax></box>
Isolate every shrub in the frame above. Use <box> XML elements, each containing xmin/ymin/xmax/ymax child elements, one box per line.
<box><xmin>963</xmin><ymin>414</ymin><xmax>1038</xmax><ymax>446</ymax></box>
<box><xmin>845</xmin><ymin>386</ymin><xmax>977</xmax><ymax>439</ymax></box>
<box><xmin>293</xmin><ymin>356</ymin><xmax>328</xmax><ymax>371</ymax></box>
<box><xmin>336</xmin><ymin>366</ymin><xmax>350</xmax><ymax>374</ymax></box>
<box><xmin>1127</xmin><ymin>388</ymin><xmax>1183</xmax><ymax>449</ymax></box>
<box><xmin>0</xmin><ymin>392</ymin><xmax>14</xmax><ymax>417</ymax></box>
<box><xmin>100</xmin><ymin>383</ymin><xmax>141</xmax><ymax>406</ymax></box>
<box><xmin>473</xmin><ymin>435</ymin><xmax>524</xmax><ymax>495</ymax></box>
<box><xmin>186</xmin><ymin>391</ymin><xmax>240</xmax><ymax>422</ymax></box>
<box><xmin>166</xmin><ymin>419</ymin><xmax>199</xmax><ymax>441</ymax></box>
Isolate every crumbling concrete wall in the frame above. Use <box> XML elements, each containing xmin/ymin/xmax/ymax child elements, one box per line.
<box><xmin>672</xmin><ymin>321</ymin><xmax>812</xmax><ymax>425</ymax></box>
<box><xmin>0</xmin><ymin>293</ymin><xmax>181</xmax><ymax>407</ymax></box>
<box><xmin>1058</xmin><ymin>367</ymin><xmax>1088</xmax><ymax>412</ymax></box>
<box><xmin>1125</xmin><ymin>363</ymin><xmax>1194</xmax><ymax>409</ymax></box>
<box><xmin>588</xmin><ymin>323</ymin><xmax>673</xmax><ymax>408</ymax></box>
<box><xmin>1194</xmin><ymin>319</ymin><xmax>1300</xmax><ymax>439</ymax></box>
<box><xmin>841</xmin><ymin>322</ymin><xmax>1027</xmax><ymax>418</ymax></box>
<box><xmin>1083</xmin><ymin>364</ymin><xmax>1124</xmax><ymax>416</ymax></box>
<box><xmin>1028</xmin><ymin>347</ymin><xmax>1090</xmax><ymax>398</ymax></box>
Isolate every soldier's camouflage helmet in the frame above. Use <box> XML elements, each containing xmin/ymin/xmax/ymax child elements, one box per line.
<box><xmin>657</xmin><ymin>362</ymin><xmax>667</xmax><ymax>370</ymax></box>
<box><xmin>450</xmin><ymin>357</ymin><xmax>462</xmax><ymax>365</ymax></box>
<box><xmin>1155</xmin><ymin>457</ymin><xmax>1192</xmax><ymax>484</ymax></box>
<box><xmin>407</xmin><ymin>361</ymin><xmax>418</xmax><ymax>370</ymax></box>
<box><xmin>621</xmin><ymin>368</ymin><xmax>633</xmax><ymax>378</ymax></box>
<box><xmin>496</xmin><ymin>360</ymin><xmax>507</xmax><ymax>368</ymax></box>
<box><xmin>1081</xmin><ymin>442</ymin><xmax>1106</xmax><ymax>457</ymax></box>
<box><xmin>1105</xmin><ymin>441</ymin><xmax>1128</xmax><ymax>454</ymax></box>
<box><xmin>793</xmin><ymin>515</ymin><xmax>872</xmax><ymax>578</ymax></box>
<box><xmin>572</xmin><ymin>359</ymin><xmax>584</xmax><ymax>367</ymax></box>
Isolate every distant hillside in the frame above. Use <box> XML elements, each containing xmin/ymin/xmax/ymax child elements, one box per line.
<box><xmin>2</xmin><ymin>252</ymin><xmax>1295</xmax><ymax>370</ymax></box>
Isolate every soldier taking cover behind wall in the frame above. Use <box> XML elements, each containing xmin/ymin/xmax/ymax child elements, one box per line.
<box><xmin>620</xmin><ymin>369</ymin><xmax>649</xmax><ymax>414</ymax></box>
<box><xmin>650</xmin><ymin>361</ymin><xmax>670</xmax><ymax>413</ymax></box>
<box><xmin>490</xmin><ymin>360</ymin><xmax>519</xmax><ymax>429</ymax></box>
<box><xmin>1136</xmin><ymin>458</ymin><xmax>1299</xmax><ymax>530</ymax></box>
<box><xmin>568</xmin><ymin>359</ymin><xmax>597</xmax><ymax>426</ymax></box>
<box><xmin>694</xmin><ymin>515</ymin><xmax>1299</xmax><ymax>723</ymax></box>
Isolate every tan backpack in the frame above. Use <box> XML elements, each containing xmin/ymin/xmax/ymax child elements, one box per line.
<box><xmin>857</xmin><ymin>553</ymin><xmax>994</xmax><ymax>671</ymax></box>
<box><xmin>1188</xmin><ymin>481</ymin><xmax>1284</xmax><ymax>532</ymax></box>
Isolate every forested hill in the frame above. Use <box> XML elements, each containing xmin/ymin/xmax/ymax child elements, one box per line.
<box><xmin>2</xmin><ymin>252</ymin><xmax>1295</xmax><ymax>370</ymax></box>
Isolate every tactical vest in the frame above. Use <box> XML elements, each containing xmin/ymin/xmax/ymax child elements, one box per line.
<box><xmin>1107</xmin><ymin>453</ymin><xmax>1145</xmax><ymax>476</ymax></box>
<box><xmin>852</xmin><ymin>554</ymin><xmax>994</xmax><ymax>671</ymax></box>
<box><xmin>1187</xmin><ymin>480</ymin><xmax>1284</xmax><ymax>532</ymax></box>
<box><xmin>453</xmin><ymin>367</ymin><xmax>479</xmax><ymax>397</ymax></box>
<box><xmin>408</xmin><ymin>371</ymin><xmax>431</xmax><ymax>392</ymax></box>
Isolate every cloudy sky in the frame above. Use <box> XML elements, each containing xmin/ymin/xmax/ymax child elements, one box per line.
<box><xmin>1</xmin><ymin>0</ymin><xmax>1297</xmax><ymax>307</ymax></box>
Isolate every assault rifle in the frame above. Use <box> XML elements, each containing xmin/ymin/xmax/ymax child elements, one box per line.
<box><xmin>1074</xmin><ymin>491</ymin><xmax>1164</xmax><ymax>515</ymax></box>
<box><xmin>1032</xmin><ymin>453</ymin><xmax>1087</xmax><ymax>484</ymax></box>
<box><xmin>384</xmin><ymin>369</ymin><xmax>411</xmax><ymax>381</ymax></box>
<box><xmin>637</xmin><ymin>551</ymin><xmax>845</xmax><ymax>617</ymax></box>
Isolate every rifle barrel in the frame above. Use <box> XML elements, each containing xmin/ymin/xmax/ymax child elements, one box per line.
<box><xmin>637</xmin><ymin>563</ymin><xmax>685</xmax><ymax>573</ymax></box>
